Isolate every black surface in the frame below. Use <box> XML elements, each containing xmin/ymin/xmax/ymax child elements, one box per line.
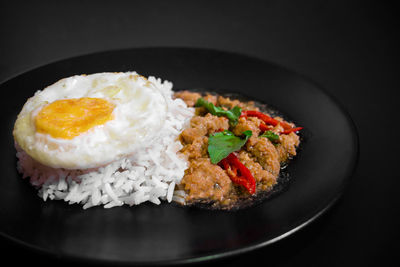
<box><xmin>0</xmin><ymin>48</ymin><xmax>358</xmax><ymax>265</ymax></box>
<box><xmin>0</xmin><ymin>1</ymin><xmax>398</xmax><ymax>266</ymax></box>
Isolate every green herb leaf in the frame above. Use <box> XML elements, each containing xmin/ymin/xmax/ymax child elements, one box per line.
<box><xmin>208</xmin><ymin>130</ymin><xmax>252</xmax><ymax>164</ymax></box>
<box><xmin>195</xmin><ymin>98</ymin><xmax>242</xmax><ymax>125</ymax></box>
<box><xmin>260</xmin><ymin>130</ymin><xmax>280</xmax><ymax>143</ymax></box>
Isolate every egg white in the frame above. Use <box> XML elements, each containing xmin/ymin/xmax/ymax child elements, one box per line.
<box><xmin>13</xmin><ymin>72</ymin><xmax>168</xmax><ymax>169</ymax></box>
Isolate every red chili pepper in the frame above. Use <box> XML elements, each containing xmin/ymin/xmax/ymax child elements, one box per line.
<box><xmin>219</xmin><ymin>153</ymin><xmax>256</xmax><ymax>195</ymax></box>
<box><xmin>219</xmin><ymin>157</ymin><xmax>230</xmax><ymax>171</ymax></box>
<box><xmin>281</xmin><ymin>127</ymin><xmax>304</xmax><ymax>135</ymax></box>
<box><xmin>259</xmin><ymin>122</ymin><xmax>270</xmax><ymax>132</ymax></box>
<box><xmin>242</xmin><ymin>110</ymin><xmax>303</xmax><ymax>134</ymax></box>
<box><xmin>241</xmin><ymin>110</ymin><xmax>292</xmax><ymax>130</ymax></box>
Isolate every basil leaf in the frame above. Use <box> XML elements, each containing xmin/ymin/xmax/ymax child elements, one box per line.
<box><xmin>227</xmin><ymin>106</ymin><xmax>242</xmax><ymax>123</ymax></box>
<box><xmin>260</xmin><ymin>130</ymin><xmax>279</xmax><ymax>143</ymax></box>
<box><xmin>195</xmin><ymin>98</ymin><xmax>242</xmax><ymax>125</ymax></box>
<box><xmin>208</xmin><ymin>130</ymin><xmax>252</xmax><ymax>164</ymax></box>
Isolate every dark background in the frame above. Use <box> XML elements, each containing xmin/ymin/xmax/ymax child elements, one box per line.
<box><xmin>0</xmin><ymin>1</ymin><xmax>398</xmax><ymax>266</ymax></box>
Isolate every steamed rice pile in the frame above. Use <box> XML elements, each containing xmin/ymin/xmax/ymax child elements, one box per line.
<box><xmin>15</xmin><ymin>76</ymin><xmax>194</xmax><ymax>209</ymax></box>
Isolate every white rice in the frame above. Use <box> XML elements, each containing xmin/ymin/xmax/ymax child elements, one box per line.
<box><xmin>15</xmin><ymin>76</ymin><xmax>193</xmax><ymax>209</ymax></box>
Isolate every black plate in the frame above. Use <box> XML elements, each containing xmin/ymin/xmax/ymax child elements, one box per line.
<box><xmin>0</xmin><ymin>47</ymin><xmax>358</xmax><ymax>265</ymax></box>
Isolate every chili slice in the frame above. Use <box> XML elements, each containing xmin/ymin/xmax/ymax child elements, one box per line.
<box><xmin>242</xmin><ymin>110</ymin><xmax>303</xmax><ymax>135</ymax></box>
<box><xmin>220</xmin><ymin>157</ymin><xmax>230</xmax><ymax>171</ymax></box>
<box><xmin>219</xmin><ymin>153</ymin><xmax>256</xmax><ymax>195</ymax></box>
<box><xmin>241</xmin><ymin>110</ymin><xmax>292</xmax><ymax>130</ymax></box>
<box><xmin>281</xmin><ymin>127</ymin><xmax>304</xmax><ymax>135</ymax></box>
<box><xmin>259</xmin><ymin>122</ymin><xmax>270</xmax><ymax>132</ymax></box>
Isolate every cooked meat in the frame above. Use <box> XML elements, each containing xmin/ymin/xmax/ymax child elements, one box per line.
<box><xmin>175</xmin><ymin>91</ymin><xmax>301</xmax><ymax>209</ymax></box>
<box><xmin>246</xmin><ymin>136</ymin><xmax>280</xmax><ymax>176</ymax></box>
<box><xmin>180</xmin><ymin>158</ymin><xmax>233</xmax><ymax>202</ymax></box>
<box><xmin>180</xmin><ymin>127</ymin><xmax>207</xmax><ymax>144</ymax></box>
<box><xmin>276</xmin><ymin>132</ymin><xmax>300</xmax><ymax>162</ymax></box>
<box><xmin>233</xmin><ymin>116</ymin><xmax>262</xmax><ymax>137</ymax></box>
<box><xmin>180</xmin><ymin>136</ymin><xmax>208</xmax><ymax>159</ymax></box>
<box><xmin>190</xmin><ymin>113</ymin><xmax>229</xmax><ymax>135</ymax></box>
<box><xmin>203</xmin><ymin>94</ymin><xmax>218</xmax><ymax>105</ymax></box>
<box><xmin>174</xmin><ymin>91</ymin><xmax>202</xmax><ymax>107</ymax></box>
<box><xmin>217</xmin><ymin>95</ymin><xmax>258</xmax><ymax>110</ymax></box>
<box><xmin>237</xmin><ymin>151</ymin><xmax>276</xmax><ymax>187</ymax></box>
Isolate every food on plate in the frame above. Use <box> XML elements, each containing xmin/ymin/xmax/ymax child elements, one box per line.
<box><xmin>13</xmin><ymin>72</ymin><xmax>193</xmax><ymax>208</ymax></box>
<box><xmin>13</xmin><ymin>72</ymin><xmax>302</xmax><ymax>210</ymax></box>
<box><xmin>173</xmin><ymin>91</ymin><xmax>302</xmax><ymax>209</ymax></box>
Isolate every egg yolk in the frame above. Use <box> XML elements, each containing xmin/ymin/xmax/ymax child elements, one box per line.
<box><xmin>35</xmin><ymin>97</ymin><xmax>115</xmax><ymax>139</ymax></box>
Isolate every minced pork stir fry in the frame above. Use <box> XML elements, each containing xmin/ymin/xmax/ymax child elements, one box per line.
<box><xmin>174</xmin><ymin>91</ymin><xmax>302</xmax><ymax>209</ymax></box>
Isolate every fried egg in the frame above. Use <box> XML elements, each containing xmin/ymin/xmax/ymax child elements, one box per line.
<box><xmin>13</xmin><ymin>72</ymin><xmax>168</xmax><ymax>169</ymax></box>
